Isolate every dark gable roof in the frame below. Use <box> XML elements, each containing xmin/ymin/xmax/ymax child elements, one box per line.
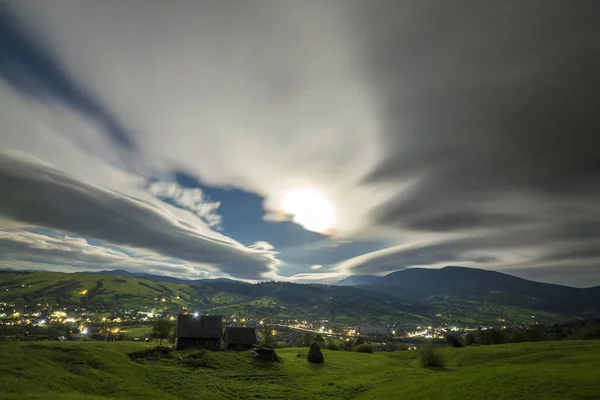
<box><xmin>177</xmin><ymin>314</ymin><xmax>222</xmax><ymax>338</ymax></box>
<box><xmin>223</xmin><ymin>326</ymin><xmax>257</xmax><ymax>345</ymax></box>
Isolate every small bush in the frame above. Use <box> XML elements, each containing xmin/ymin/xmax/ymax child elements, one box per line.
<box><xmin>445</xmin><ymin>334</ymin><xmax>464</xmax><ymax>348</ymax></box>
<box><xmin>356</xmin><ymin>345</ymin><xmax>373</xmax><ymax>353</ymax></box>
<box><xmin>418</xmin><ymin>343</ymin><xmax>444</xmax><ymax>368</ymax></box>
<box><xmin>327</xmin><ymin>340</ymin><xmax>339</xmax><ymax>350</ymax></box>
<box><xmin>465</xmin><ymin>332</ymin><xmax>476</xmax><ymax>346</ymax></box>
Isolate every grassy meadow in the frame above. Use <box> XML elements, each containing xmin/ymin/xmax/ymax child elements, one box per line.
<box><xmin>1</xmin><ymin>340</ymin><xmax>599</xmax><ymax>399</ymax></box>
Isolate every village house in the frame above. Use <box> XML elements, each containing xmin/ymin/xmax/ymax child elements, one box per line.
<box><xmin>222</xmin><ymin>326</ymin><xmax>257</xmax><ymax>351</ymax></box>
<box><xmin>175</xmin><ymin>314</ymin><xmax>222</xmax><ymax>350</ymax></box>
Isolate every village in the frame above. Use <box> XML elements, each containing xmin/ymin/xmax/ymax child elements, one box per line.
<box><xmin>0</xmin><ymin>297</ymin><xmax>484</xmax><ymax>348</ymax></box>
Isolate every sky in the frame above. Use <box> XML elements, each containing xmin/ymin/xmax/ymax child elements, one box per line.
<box><xmin>1</xmin><ymin>1</ymin><xmax>599</xmax><ymax>287</ymax></box>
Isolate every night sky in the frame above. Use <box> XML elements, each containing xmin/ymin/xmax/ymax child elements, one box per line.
<box><xmin>1</xmin><ymin>1</ymin><xmax>599</xmax><ymax>286</ymax></box>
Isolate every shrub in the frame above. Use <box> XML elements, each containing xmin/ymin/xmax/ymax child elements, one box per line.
<box><xmin>445</xmin><ymin>334</ymin><xmax>464</xmax><ymax>348</ymax></box>
<box><xmin>326</xmin><ymin>339</ymin><xmax>339</xmax><ymax>350</ymax></box>
<box><xmin>418</xmin><ymin>343</ymin><xmax>444</xmax><ymax>368</ymax></box>
<box><xmin>356</xmin><ymin>344</ymin><xmax>373</xmax><ymax>353</ymax></box>
<box><xmin>465</xmin><ymin>332</ymin><xmax>476</xmax><ymax>345</ymax></box>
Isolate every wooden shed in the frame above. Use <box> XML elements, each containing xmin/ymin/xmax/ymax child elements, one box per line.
<box><xmin>222</xmin><ymin>327</ymin><xmax>257</xmax><ymax>350</ymax></box>
<box><xmin>175</xmin><ymin>314</ymin><xmax>222</xmax><ymax>350</ymax></box>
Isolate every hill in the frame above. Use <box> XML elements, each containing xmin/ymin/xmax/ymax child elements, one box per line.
<box><xmin>336</xmin><ymin>274</ymin><xmax>380</xmax><ymax>286</ymax></box>
<box><xmin>0</xmin><ymin>270</ymin><xmax>429</xmax><ymax>326</ymax></box>
<box><xmin>1</xmin><ymin>267</ymin><xmax>598</xmax><ymax>326</ymax></box>
<box><xmin>0</xmin><ymin>340</ymin><xmax>599</xmax><ymax>399</ymax></box>
<box><xmin>87</xmin><ymin>270</ymin><xmax>245</xmax><ymax>285</ymax></box>
<box><xmin>341</xmin><ymin>266</ymin><xmax>600</xmax><ymax>318</ymax></box>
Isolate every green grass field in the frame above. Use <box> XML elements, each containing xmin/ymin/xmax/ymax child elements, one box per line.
<box><xmin>1</xmin><ymin>340</ymin><xmax>599</xmax><ymax>399</ymax></box>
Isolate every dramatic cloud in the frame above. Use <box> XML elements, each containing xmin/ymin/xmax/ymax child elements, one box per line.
<box><xmin>359</xmin><ymin>1</ymin><xmax>600</xmax><ymax>233</ymax></box>
<box><xmin>147</xmin><ymin>181</ymin><xmax>222</xmax><ymax>229</ymax></box>
<box><xmin>0</xmin><ymin>230</ymin><xmax>210</xmax><ymax>279</ymax></box>
<box><xmin>0</xmin><ymin>153</ymin><xmax>278</xmax><ymax>279</ymax></box>
<box><xmin>1</xmin><ymin>1</ymin><xmax>599</xmax><ymax>285</ymax></box>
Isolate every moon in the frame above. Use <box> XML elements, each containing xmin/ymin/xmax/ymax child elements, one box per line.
<box><xmin>280</xmin><ymin>188</ymin><xmax>335</xmax><ymax>234</ymax></box>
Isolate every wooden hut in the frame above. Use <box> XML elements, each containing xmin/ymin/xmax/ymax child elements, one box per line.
<box><xmin>222</xmin><ymin>327</ymin><xmax>257</xmax><ymax>350</ymax></box>
<box><xmin>175</xmin><ymin>314</ymin><xmax>222</xmax><ymax>350</ymax></box>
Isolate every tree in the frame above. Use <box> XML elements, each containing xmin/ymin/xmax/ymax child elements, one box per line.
<box><xmin>261</xmin><ymin>324</ymin><xmax>275</xmax><ymax>347</ymax></box>
<box><xmin>488</xmin><ymin>329</ymin><xmax>505</xmax><ymax>344</ymax></box>
<box><xmin>524</xmin><ymin>326</ymin><xmax>544</xmax><ymax>342</ymax></box>
<box><xmin>445</xmin><ymin>334</ymin><xmax>464</xmax><ymax>348</ymax></box>
<box><xmin>355</xmin><ymin>336</ymin><xmax>366</xmax><ymax>345</ymax></box>
<box><xmin>343</xmin><ymin>340</ymin><xmax>354</xmax><ymax>351</ymax></box>
<box><xmin>465</xmin><ymin>332</ymin><xmax>476</xmax><ymax>346</ymax></box>
<box><xmin>326</xmin><ymin>338</ymin><xmax>338</xmax><ymax>350</ymax></box>
<box><xmin>152</xmin><ymin>319</ymin><xmax>172</xmax><ymax>346</ymax></box>
<box><xmin>302</xmin><ymin>333</ymin><xmax>314</xmax><ymax>347</ymax></box>
<box><xmin>474</xmin><ymin>327</ymin><xmax>485</xmax><ymax>345</ymax></box>
<box><xmin>511</xmin><ymin>331</ymin><xmax>526</xmax><ymax>343</ymax></box>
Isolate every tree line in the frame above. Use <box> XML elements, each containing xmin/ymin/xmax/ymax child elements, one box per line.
<box><xmin>446</xmin><ymin>319</ymin><xmax>600</xmax><ymax>347</ymax></box>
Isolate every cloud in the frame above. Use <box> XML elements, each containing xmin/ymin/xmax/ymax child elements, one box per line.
<box><xmin>1</xmin><ymin>1</ymin><xmax>600</xmax><ymax>285</ymax></box>
<box><xmin>359</xmin><ymin>1</ymin><xmax>600</xmax><ymax>236</ymax></box>
<box><xmin>147</xmin><ymin>180</ymin><xmax>222</xmax><ymax>229</ymax></box>
<box><xmin>310</xmin><ymin>264</ymin><xmax>322</xmax><ymax>270</ymax></box>
<box><xmin>0</xmin><ymin>152</ymin><xmax>279</xmax><ymax>279</ymax></box>
<box><xmin>0</xmin><ymin>229</ymin><xmax>211</xmax><ymax>279</ymax></box>
<box><xmin>0</xmin><ymin>3</ymin><xmax>135</xmax><ymax>151</ymax></box>
<box><xmin>248</xmin><ymin>241</ymin><xmax>276</xmax><ymax>252</ymax></box>
<box><xmin>4</xmin><ymin>0</ymin><xmax>389</xmax><ymax>237</ymax></box>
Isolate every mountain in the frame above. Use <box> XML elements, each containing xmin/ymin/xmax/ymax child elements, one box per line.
<box><xmin>1</xmin><ymin>267</ymin><xmax>598</xmax><ymax>327</ymax></box>
<box><xmin>87</xmin><ymin>270</ymin><xmax>249</xmax><ymax>286</ymax></box>
<box><xmin>87</xmin><ymin>270</ymin><xmax>193</xmax><ymax>284</ymax></box>
<box><xmin>0</xmin><ymin>270</ymin><xmax>428</xmax><ymax>326</ymax></box>
<box><xmin>336</xmin><ymin>274</ymin><xmax>381</xmax><ymax>286</ymax></box>
<box><xmin>362</xmin><ymin>266</ymin><xmax>599</xmax><ymax>316</ymax></box>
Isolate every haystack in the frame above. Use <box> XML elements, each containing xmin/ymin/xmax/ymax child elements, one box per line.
<box><xmin>307</xmin><ymin>342</ymin><xmax>324</xmax><ymax>364</ymax></box>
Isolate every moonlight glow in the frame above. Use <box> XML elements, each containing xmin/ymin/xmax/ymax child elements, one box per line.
<box><xmin>281</xmin><ymin>189</ymin><xmax>335</xmax><ymax>234</ymax></box>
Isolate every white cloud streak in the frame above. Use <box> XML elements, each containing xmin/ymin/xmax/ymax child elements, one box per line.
<box><xmin>147</xmin><ymin>181</ymin><xmax>222</xmax><ymax>229</ymax></box>
<box><xmin>0</xmin><ymin>152</ymin><xmax>279</xmax><ymax>279</ymax></box>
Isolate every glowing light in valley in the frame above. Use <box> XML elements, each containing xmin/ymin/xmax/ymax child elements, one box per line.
<box><xmin>193</xmin><ymin>312</ymin><xmax>199</xmax><ymax>318</ymax></box>
<box><xmin>280</xmin><ymin>188</ymin><xmax>335</xmax><ymax>233</ymax></box>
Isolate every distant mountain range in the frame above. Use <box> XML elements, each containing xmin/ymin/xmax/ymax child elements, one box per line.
<box><xmin>336</xmin><ymin>274</ymin><xmax>381</xmax><ymax>286</ymax></box>
<box><xmin>338</xmin><ymin>266</ymin><xmax>600</xmax><ymax>316</ymax></box>
<box><xmin>1</xmin><ymin>266</ymin><xmax>598</xmax><ymax>326</ymax></box>
<box><xmin>87</xmin><ymin>270</ymin><xmax>245</xmax><ymax>285</ymax></box>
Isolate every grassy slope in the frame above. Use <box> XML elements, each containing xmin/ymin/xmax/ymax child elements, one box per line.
<box><xmin>1</xmin><ymin>341</ymin><xmax>599</xmax><ymax>399</ymax></box>
<box><xmin>0</xmin><ymin>271</ymin><xmax>194</xmax><ymax>310</ymax></box>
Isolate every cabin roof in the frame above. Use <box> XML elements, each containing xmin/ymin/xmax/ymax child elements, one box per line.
<box><xmin>223</xmin><ymin>326</ymin><xmax>257</xmax><ymax>345</ymax></box>
<box><xmin>176</xmin><ymin>314</ymin><xmax>222</xmax><ymax>338</ymax></box>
